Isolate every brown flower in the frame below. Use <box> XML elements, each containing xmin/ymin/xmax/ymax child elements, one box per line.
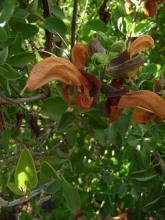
<box><xmin>26</xmin><ymin>43</ymin><xmax>101</xmax><ymax>110</ymax></box>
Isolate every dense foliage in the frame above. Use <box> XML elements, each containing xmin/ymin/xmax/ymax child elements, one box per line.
<box><xmin>0</xmin><ymin>0</ymin><xmax>165</xmax><ymax>219</ymax></box>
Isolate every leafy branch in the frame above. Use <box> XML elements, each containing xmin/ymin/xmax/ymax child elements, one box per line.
<box><xmin>0</xmin><ymin>180</ymin><xmax>55</xmax><ymax>208</ymax></box>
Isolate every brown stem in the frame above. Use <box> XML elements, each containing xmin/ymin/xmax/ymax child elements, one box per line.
<box><xmin>42</xmin><ymin>0</ymin><xmax>53</xmax><ymax>54</ymax></box>
<box><xmin>71</xmin><ymin>0</ymin><xmax>79</xmax><ymax>49</ymax></box>
<box><xmin>0</xmin><ymin>107</ymin><xmax>5</xmax><ymax>132</ymax></box>
<box><xmin>153</xmin><ymin>151</ymin><xmax>165</xmax><ymax>169</ymax></box>
<box><xmin>0</xmin><ymin>93</ymin><xmax>48</xmax><ymax>105</ymax></box>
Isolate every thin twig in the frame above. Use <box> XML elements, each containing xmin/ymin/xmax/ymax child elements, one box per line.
<box><xmin>0</xmin><ymin>180</ymin><xmax>55</xmax><ymax>208</ymax></box>
<box><xmin>42</xmin><ymin>0</ymin><xmax>53</xmax><ymax>54</ymax></box>
<box><xmin>153</xmin><ymin>151</ymin><xmax>165</xmax><ymax>169</ymax></box>
<box><xmin>0</xmin><ymin>141</ymin><xmax>65</xmax><ymax>168</ymax></box>
<box><xmin>71</xmin><ymin>0</ymin><xmax>79</xmax><ymax>49</ymax></box>
<box><xmin>0</xmin><ymin>93</ymin><xmax>48</xmax><ymax>105</ymax></box>
<box><xmin>79</xmin><ymin>0</ymin><xmax>89</xmax><ymax>28</ymax></box>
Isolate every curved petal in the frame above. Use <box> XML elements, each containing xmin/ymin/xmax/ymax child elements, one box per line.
<box><xmin>83</xmin><ymin>72</ymin><xmax>102</xmax><ymax>105</ymax></box>
<box><xmin>108</xmin><ymin>106</ymin><xmax>122</xmax><ymax>123</ymax></box>
<box><xmin>74</xmin><ymin>85</ymin><xmax>93</xmax><ymax>110</ymax></box>
<box><xmin>26</xmin><ymin>56</ymin><xmax>88</xmax><ymax>91</ymax></box>
<box><xmin>131</xmin><ymin>107</ymin><xmax>155</xmax><ymax>124</ymax></box>
<box><xmin>118</xmin><ymin>90</ymin><xmax>165</xmax><ymax>120</ymax></box>
<box><xmin>71</xmin><ymin>43</ymin><xmax>89</xmax><ymax>70</ymax></box>
<box><xmin>128</xmin><ymin>35</ymin><xmax>154</xmax><ymax>57</ymax></box>
<box><xmin>143</xmin><ymin>0</ymin><xmax>157</xmax><ymax>18</ymax></box>
<box><xmin>62</xmin><ymin>83</ymin><xmax>71</xmax><ymax>103</ymax></box>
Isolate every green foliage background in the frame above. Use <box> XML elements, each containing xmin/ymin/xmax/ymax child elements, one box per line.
<box><xmin>0</xmin><ymin>0</ymin><xmax>165</xmax><ymax>219</ymax></box>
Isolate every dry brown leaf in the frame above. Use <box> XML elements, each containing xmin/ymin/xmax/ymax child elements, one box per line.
<box><xmin>88</xmin><ymin>39</ymin><xmax>105</xmax><ymax>55</ymax></box>
<box><xmin>128</xmin><ymin>35</ymin><xmax>154</xmax><ymax>57</ymax></box>
<box><xmin>143</xmin><ymin>0</ymin><xmax>157</xmax><ymax>18</ymax></box>
<box><xmin>106</xmin><ymin>54</ymin><xmax>144</xmax><ymax>78</ymax></box>
<box><xmin>71</xmin><ymin>43</ymin><xmax>89</xmax><ymax>70</ymax></box>
<box><xmin>118</xmin><ymin>90</ymin><xmax>165</xmax><ymax>120</ymax></box>
<box><xmin>26</xmin><ymin>56</ymin><xmax>88</xmax><ymax>91</ymax></box>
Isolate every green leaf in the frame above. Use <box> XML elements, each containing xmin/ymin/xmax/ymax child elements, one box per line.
<box><xmin>86</xmin><ymin>19</ymin><xmax>107</xmax><ymax>32</ymax></box>
<box><xmin>40</xmin><ymin>161</ymin><xmax>60</xmax><ymax>184</ymax></box>
<box><xmin>58</xmin><ymin>112</ymin><xmax>75</xmax><ymax>132</ymax></box>
<box><xmin>117</xmin><ymin>17</ymin><xmax>126</xmax><ymax>34</ymax></box>
<box><xmin>131</xmin><ymin>175</ymin><xmax>157</xmax><ymax>182</ymax></box>
<box><xmin>40</xmin><ymin>162</ymin><xmax>61</xmax><ymax>194</ymax></box>
<box><xmin>41</xmin><ymin>96</ymin><xmax>67</xmax><ymax>122</ymax></box>
<box><xmin>108</xmin><ymin>125</ymin><xmax>122</xmax><ymax>148</ymax></box>
<box><xmin>51</xmin><ymin>6</ymin><xmax>65</xmax><ymax>19</ymax></box>
<box><xmin>43</xmin><ymin>17</ymin><xmax>67</xmax><ymax>37</ymax></box>
<box><xmin>13</xmin><ymin>8</ymin><xmax>30</xmax><ymax>19</ymax></box>
<box><xmin>134</xmin><ymin>20</ymin><xmax>156</xmax><ymax>36</ymax></box>
<box><xmin>62</xmin><ymin>178</ymin><xmax>81</xmax><ymax>211</ymax></box>
<box><xmin>7</xmin><ymin>182</ymin><xmax>26</xmax><ymax>196</ymax></box>
<box><xmin>65</xmin><ymin>130</ymin><xmax>77</xmax><ymax>146</ymax></box>
<box><xmin>0</xmin><ymin>0</ymin><xmax>17</xmax><ymax>25</ymax></box>
<box><xmin>7</xmin><ymin>52</ymin><xmax>35</xmax><ymax>68</ymax></box>
<box><xmin>0</xmin><ymin>63</ymin><xmax>20</xmax><ymax>80</ymax></box>
<box><xmin>13</xmin><ymin>148</ymin><xmax>38</xmax><ymax>194</ymax></box>
<box><xmin>144</xmin><ymin>195</ymin><xmax>164</xmax><ymax>208</ymax></box>
<box><xmin>9</xmin><ymin>33</ymin><xmax>23</xmax><ymax>54</ymax></box>
<box><xmin>11</xmin><ymin>22</ymin><xmax>38</xmax><ymax>39</ymax></box>
<box><xmin>20</xmin><ymin>212</ymin><xmax>33</xmax><ymax>220</ymax></box>
<box><xmin>86</xmin><ymin>111</ymin><xmax>107</xmax><ymax>129</ymax></box>
<box><xmin>29</xmin><ymin>0</ymin><xmax>39</xmax><ymax>13</ymax></box>
<box><xmin>0</xmin><ymin>129</ymin><xmax>11</xmax><ymax>148</ymax></box>
<box><xmin>0</xmin><ymin>28</ymin><xmax>8</xmax><ymax>42</ymax></box>
<box><xmin>0</xmin><ymin>47</ymin><xmax>8</xmax><ymax>64</ymax></box>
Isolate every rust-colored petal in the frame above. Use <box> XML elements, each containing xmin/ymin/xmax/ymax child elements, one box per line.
<box><xmin>74</xmin><ymin>85</ymin><xmax>93</xmax><ymax>110</ymax></box>
<box><xmin>143</xmin><ymin>0</ymin><xmax>157</xmax><ymax>18</ymax></box>
<box><xmin>62</xmin><ymin>83</ymin><xmax>71</xmax><ymax>103</ymax></box>
<box><xmin>128</xmin><ymin>35</ymin><xmax>154</xmax><ymax>57</ymax></box>
<box><xmin>108</xmin><ymin>106</ymin><xmax>122</xmax><ymax>123</ymax></box>
<box><xmin>110</xmin><ymin>79</ymin><xmax>124</xmax><ymax>89</ymax></box>
<box><xmin>118</xmin><ymin>90</ymin><xmax>165</xmax><ymax>120</ymax></box>
<box><xmin>83</xmin><ymin>72</ymin><xmax>102</xmax><ymax>105</ymax></box>
<box><xmin>131</xmin><ymin>107</ymin><xmax>154</xmax><ymax>124</ymax></box>
<box><xmin>102</xmin><ymin>97</ymin><xmax>122</xmax><ymax>123</ymax></box>
<box><xmin>71</xmin><ymin>43</ymin><xmax>89</xmax><ymax>70</ymax></box>
<box><xmin>26</xmin><ymin>56</ymin><xmax>87</xmax><ymax>91</ymax></box>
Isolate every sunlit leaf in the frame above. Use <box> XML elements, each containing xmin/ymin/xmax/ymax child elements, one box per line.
<box><xmin>7</xmin><ymin>182</ymin><xmax>26</xmax><ymax>196</ymax></box>
<box><xmin>14</xmin><ymin>148</ymin><xmax>38</xmax><ymax>194</ymax></box>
